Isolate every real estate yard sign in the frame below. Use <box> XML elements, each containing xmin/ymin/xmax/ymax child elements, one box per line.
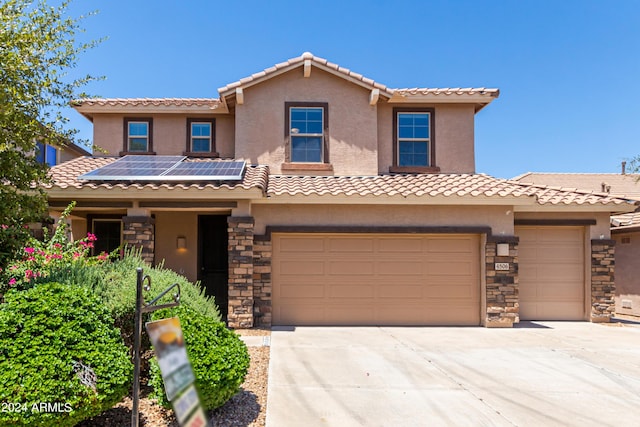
<box><xmin>146</xmin><ymin>317</ymin><xmax>207</xmax><ymax>426</ymax></box>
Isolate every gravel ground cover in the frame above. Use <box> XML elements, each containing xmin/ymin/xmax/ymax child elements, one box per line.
<box><xmin>77</xmin><ymin>329</ymin><xmax>270</xmax><ymax>427</ymax></box>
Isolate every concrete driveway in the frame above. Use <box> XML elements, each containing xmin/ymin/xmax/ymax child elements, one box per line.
<box><xmin>265</xmin><ymin>321</ymin><xmax>640</xmax><ymax>427</ymax></box>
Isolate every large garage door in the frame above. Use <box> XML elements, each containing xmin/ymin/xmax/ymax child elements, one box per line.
<box><xmin>272</xmin><ymin>233</ymin><xmax>480</xmax><ymax>326</ymax></box>
<box><xmin>516</xmin><ymin>226</ymin><xmax>585</xmax><ymax>320</ymax></box>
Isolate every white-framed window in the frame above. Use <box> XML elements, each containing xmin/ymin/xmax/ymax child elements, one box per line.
<box><xmin>125</xmin><ymin>118</ymin><xmax>152</xmax><ymax>152</ymax></box>
<box><xmin>288</xmin><ymin>105</ymin><xmax>326</xmax><ymax>163</ymax></box>
<box><xmin>397</xmin><ymin>112</ymin><xmax>431</xmax><ymax>167</ymax></box>
<box><xmin>188</xmin><ymin>119</ymin><xmax>215</xmax><ymax>153</ymax></box>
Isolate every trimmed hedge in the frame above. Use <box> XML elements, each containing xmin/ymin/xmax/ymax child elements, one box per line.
<box><xmin>149</xmin><ymin>305</ymin><xmax>249</xmax><ymax>410</ymax></box>
<box><xmin>0</xmin><ymin>283</ymin><xmax>132</xmax><ymax>427</ymax></box>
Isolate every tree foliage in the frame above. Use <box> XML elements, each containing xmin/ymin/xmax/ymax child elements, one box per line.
<box><xmin>0</xmin><ymin>0</ymin><xmax>100</xmax><ymax>242</ymax></box>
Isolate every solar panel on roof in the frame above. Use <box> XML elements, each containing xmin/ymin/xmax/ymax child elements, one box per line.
<box><xmin>78</xmin><ymin>156</ymin><xmax>246</xmax><ymax>181</ymax></box>
<box><xmin>163</xmin><ymin>161</ymin><xmax>246</xmax><ymax>180</ymax></box>
<box><xmin>79</xmin><ymin>155</ymin><xmax>186</xmax><ymax>180</ymax></box>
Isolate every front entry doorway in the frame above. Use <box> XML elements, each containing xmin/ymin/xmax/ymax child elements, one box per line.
<box><xmin>198</xmin><ymin>215</ymin><xmax>229</xmax><ymax>321</ymax></box>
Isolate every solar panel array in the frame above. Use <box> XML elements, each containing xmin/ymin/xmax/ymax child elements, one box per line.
<box><xmin>79</xmin><ymin>155</ymin><xmax>245</xmax><ymax>181</ymax></box>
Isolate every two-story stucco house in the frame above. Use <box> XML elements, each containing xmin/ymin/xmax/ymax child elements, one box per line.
<box><xmin>45</xmin><ymin>52</ymin><xmax>636</xmax><ymax>328</ymax></box>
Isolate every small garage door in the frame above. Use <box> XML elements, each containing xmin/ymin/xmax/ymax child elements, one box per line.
<box><xmin>272</xmin><ymin>233</ymin><xmax>480</xmax><ymax>326</ymax></box>
<box><xmin>516</xmin><ymin>226</ymin><xmax>585</xmax><ymax>320</ymax></box>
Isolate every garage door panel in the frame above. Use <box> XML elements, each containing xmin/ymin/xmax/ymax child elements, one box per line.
<box><xmin>377</xmin><ymin>285</ymin><xmax>423</xmax><ymax>298</ymax></box>
<box><xmin>279</xmin><ymin>260</ymin><xmax>325</xmax><ymax>275</ymax></box>
<box><xmin>426</xmin><ymin>237</ymin><xmax>475</xmax><ymax>253</ymax></box>
<box><xmin>516</xmin><ymin>226</ymin><xmax>585</xmax><ymax>321</ymax></box>
<box><xmin>273</xmin><ymin>233</ymin><xmax>480</xmax><ymax>326</ymax></box>
<box><xmin>279</xmin><ymin>237</ymin><xmax>324</xmax><ymax>252</ymax></box>
<box><xmin>329</xmin><ymin>285</ymin><xmax>375</xmax><ymax>298</ymax></box>
<box><xmin>328</xmin><ymin>238</ymin><xmax>374</xmax><ymax>252</ymax></box>
<box><xmin>280</xmin><ymin>284</ymin><xmax>325</xmax><ymax>298</ymax></box>
<box><xmin>377</xmin><ymin>261</ymin><xmax>423</xmax><ymax>276</ymax></box>
<box><xmin>427</xmin><ymin>261</ymin><xmax>473</xmax><ymax>276</ymax></box>
<box><xmin>329</xmin><ymin>261</ymin><xmax>374</xmax><ymax>275</ymax></box>
<box><xmin>378</xmin><ymin>238</ymin><xmax>423</xmax><ymax>252</ymax></box>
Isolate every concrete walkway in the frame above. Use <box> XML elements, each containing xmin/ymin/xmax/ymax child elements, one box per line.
<box><xmin>266</xmin><ymin>321</ymin><xmax>640</xmax><ymax>427</ymax></box>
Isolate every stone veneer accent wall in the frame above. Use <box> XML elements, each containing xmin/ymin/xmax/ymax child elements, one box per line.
<box><xmin>253</xmin><ymin>238</ymin><xmax>272</xmax><ymax>327</ymax></box>
<box><xmin>227</xmin><ymin>217</ymin><xmax>254</xmax><ymax>328</ymax></box>
<box><xmin>485</xmin><ymin>238</ymin><xmax>519</xmax><ymax>328</ymax></box>
<box><xmin>122</xmin><ymin>216</ymin><xmax>155</xmax><ymax>264</ymax></box>
<box><xmin>591</xmin><ymin>239</ymin><xmax>615</xmax><ymax>323</ymax></box>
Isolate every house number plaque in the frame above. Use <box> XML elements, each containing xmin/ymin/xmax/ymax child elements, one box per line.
<box><xmin>495</xmin><ymin>263</ymin><xmax>510</xmax><ymax>271</ymax></box>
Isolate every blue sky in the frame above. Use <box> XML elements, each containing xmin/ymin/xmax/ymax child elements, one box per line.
<box><xmin>63</xmin><ymin>0</ymin><xmax>640</xmax><ymax>178</ymax></box>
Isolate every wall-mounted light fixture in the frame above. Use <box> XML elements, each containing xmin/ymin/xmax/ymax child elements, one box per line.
<box><xmin>496</xmin><ymin>243</ymin><xmax>509</xmax><ymax>257</ymax></box>
<box><xmin>176</xmin><ymin>236</ymin><xmax>187</xmax><ymax>250</ymax></box>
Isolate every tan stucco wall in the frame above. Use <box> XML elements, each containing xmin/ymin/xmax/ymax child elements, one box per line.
<box><xmin>514</xmin><ymin>212</ymin><xmax>612</xmax><ymax>240</ymax></box>
<box><xmin>155</xmin><ymin>212</ymin><xmax>199</xmax><ymax>282</ymax></box>
<box><xmin>377</xmin><ymin>103</ymin><xmax>476</xmax><ymax>174</ymax></box>
<box><xmin>234</xmin><ymin>68</ymin><xmax>378</xmax><ymax>175</ymax></box>
<box><xmin>252</xmin><ymin>204</ymin><xmax>513</xmax><ymax>236</ymax></box>
<box><xmin>613</xmin><ymin>231</ymin><xmax>640</xmax><ymax>318</ymax></box>
<box><xmin>91</xmin><ymin>114</ymin><xmax>234</xmax><ymax>157</ymax></box>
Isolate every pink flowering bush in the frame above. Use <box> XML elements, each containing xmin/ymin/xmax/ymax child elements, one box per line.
<box><xmin>0</xmin><ymin>203</ymin><xmax>110</xmax><ymax>295</ymax></box>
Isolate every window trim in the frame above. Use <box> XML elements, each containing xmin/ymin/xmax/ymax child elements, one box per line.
<box><xmin>184</xmin><ymin>118</ymin><xmax>218</xmax><ymax>157</ymax></box>
<box><xmin>391</xmin><ymin>107</ymin><xmax>439</xmax><ymax>173</ymax></box>
<box><xmin>284</xmin><ymin>102</ymin><xmax>329</xmax><ymax>165</ymax></box>
<box><xmin>121</xmin><ymin>117</ymin><xmax>155</xmax><ymax>155</ymax></box>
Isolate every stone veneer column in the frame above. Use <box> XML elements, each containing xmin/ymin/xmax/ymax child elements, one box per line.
<box><xmin>591</xmin><ymin>239</ymin><xmax>615</xmax><ymax>323</ymax></box>
<box><xmin>227</xmin><ymin>217</ymin><xmax>254</xmax><ymax>329</ymax></box>
<box><xmin>122</xmin><ymin>216</ymin><xmax>155</xmax><ymax>264</ymax></box>
<box><xmin>485</xmin><ymin>238</ymin><xmax>519</xmax><ymax>328</ymax></box>
<box><xmin>253</xmin><ymin>237</ymin><xmax>272</xmax><ymax>327</ymax></box>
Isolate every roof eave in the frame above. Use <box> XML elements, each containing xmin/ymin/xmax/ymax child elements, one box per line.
<box><xmin>45</xmin><ymin>186</ymin><xmax>264</xmax><ymax>200</ymax></box>
<box><xmin>257</xmin><ymin>193</ymin><xmax>534</xmax><ymax>205</ymax></box>
<box><xmin>72</xmin><ymin>102</ymin><xmax>229</xmax><ymax>118</ymax></box>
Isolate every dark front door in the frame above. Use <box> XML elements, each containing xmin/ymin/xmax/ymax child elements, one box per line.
<box><xmin>198</xmin><ymin>215</ymin><xmax>229</xmax><ymax>320</ymax></box>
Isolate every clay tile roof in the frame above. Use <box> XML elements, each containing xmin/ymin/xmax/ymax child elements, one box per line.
<box><xmin>218</xmin><ymin>52</ymin><xmax>393</xmax><ymax>96</ymax></box>
<box><xmin>266</xmin><ymin>173</ymin><xmax>634</xmax><ymax>206</ymax></box>
<box><xmin>611</xmin><ymin>212</ymin><xmax>640</xmax><ymax>230</ymax></box>
<box><xmin>512</xmin><ymin>172</ymin><xmax>640</xmax><ymax>200</ymax></box>
<box><xmin>73</xmin><ymin>98</ymin><xmax>221</xmax><ymax>108</ymax></box>
<box><xmin>393</xmin><ymin>88</ymin><xmax>500</xmax><ymax>97</ymax></box>
<box><xmin>45</xmin><ymin>157</ymin><xmax>268</xmax><ymax>193</ymax></box>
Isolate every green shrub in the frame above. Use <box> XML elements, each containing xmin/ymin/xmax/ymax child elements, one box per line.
<box><xmin>148</xmin><ymin>305</ymin><xmax>249</xmax><ymax>410</ymax></box>
<box><xmin>0</xmin><ymin>283</ymin><xmax>132</xmax><ymax>427</ymax></box>
<box><xmin>45</xmin><ymin>249</ymin><xmax>220</xmax><ymax>324</ymax></box>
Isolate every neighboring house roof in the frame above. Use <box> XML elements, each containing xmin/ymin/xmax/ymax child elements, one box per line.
<box><xmin>44</xmin><ymin>157</ymin><xmax>636</xmax><ymax>210</ymax></box>
<box><xmin>45</xmin><ymin>157</ymin><xmax>269</xmax><ymax>197</ymax></box>
<box><xmin>513</xmin><ymin>172</ymin><xmax>640</xmax><ymax>200</ymax></box>
<box><xmin>64</xmin><ymin>142</ymin><xmax>92</xmax><ymax>157</ymax></box>
<box><xmin>513</xmin><ymin>172</ymin><xmax>640</xmax><ymax>228</ymax></box>
<box><xmin>611</xmin><ymin>212</ymin><xmax>640</xmax><ymax>232</ymax></box>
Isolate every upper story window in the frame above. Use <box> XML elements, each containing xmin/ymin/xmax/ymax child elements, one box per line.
<box><xmin>35</xmin><ymin>142</ymin><xmax>57</xmax><ymax>166</ymax></box>
<box><xmin>285</xmin><ymin>102</ymin><xmax>328</xmax><ymax>165</ymax></box>
<box><xmin>391</xmin><ymin>108</ymin><xmax>438</xmax><ymax>173</ymax></box>
<box><xmin>123</xmin><ymin>118</ymin><xmax>153</xmax><ymax>154</ymax></box>
<box><xmin>398</xmin><ymin>112</ymin><xmax>430</xmax><ymax>166</ymax></box>
<box><xmin>186</xmin><ymin>118</ymin><xmax>216</xmax><ymax>156</ymax></box>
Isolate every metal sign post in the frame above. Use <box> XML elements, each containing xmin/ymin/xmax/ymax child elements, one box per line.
<box><xmin>132</xmin><ymin>267</ymin><xmax>181</xmax><ymax>427</ymax></box>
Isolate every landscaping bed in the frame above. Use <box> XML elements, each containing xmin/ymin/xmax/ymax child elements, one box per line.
<box><xmin>77</xmin><ymin>330</ymin><xmax>270</xmax><ymax>427</ymax></box>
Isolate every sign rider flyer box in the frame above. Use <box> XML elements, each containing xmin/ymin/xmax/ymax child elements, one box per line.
<box><xmin>146</xmin><ymin>317</ymin><xmax>206</xmax><ymax>426</ymax></box>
